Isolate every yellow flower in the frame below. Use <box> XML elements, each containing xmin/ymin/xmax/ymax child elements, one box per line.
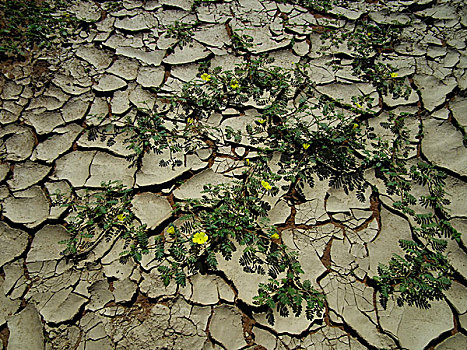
<box><xmin>246</xmin><ymin>158</ymin><xmax>250</xmax><ymax>165</ymax></box>
<box><xmin>270</xmin><ymin>233</ymin><xmax>280</xmax><ymax>239</ymax></box>
<box><xmin>187</xmin><ymin>117</ymin><xmax>194</xmax><ymax>124</ymax></box>
<box><xmin>201</xmin><ymin>73</ymin><xmax>211</xmax><ymax>82</ymax></box>
<box><xmin>117</xmin><ymin>214</ymin><xmax>126</xmax><ymax>221</ymax></box>
<box><xmin>261</xmin><ymin>180</ymin><xmax>272</xmax><ymax>191</ymax></box>
<box><xmin>367</xmin><ymin>32</ymin><xmax>372</xmax><ymax>37</ymax></box>
<box><xmin>257</xmin><ymin>119</ymin><xmax>266</xmax><ymax>124</ymax></box>
<box><xmin>352</xmin><ymin>123</ymin><xmax>359</xmax><ymax>129</ymax></box>
<box><xmin>167</xmin><ymin>226</ymin><xmax>175</xmax><ymax>235</ymax></box>
<box><xmin>192</xmin><ymin>231</ymin><xmax>209</xmax><ymax>244</ymax></box>
<box><xmin>303</xmin><ymin>143</ymin><xmax>310</xmax><ymax>150</ymax></box>
<box><xmin>390</xmin><ymin>72</ymin><xmax>398</xmax><ymax>78</ymax></box>
<box><xmin>230</xmin><ymin>80</ymin><xmax>239</xmax><ymax>89</ymax></box>
<box><xmin>355</xmin><ymin>102</ymin><xmax>363</xmax><ymax>109</ymax></box>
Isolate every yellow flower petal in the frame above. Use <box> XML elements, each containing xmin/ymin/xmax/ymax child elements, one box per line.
<box><xmin>390</xmin><ymin>72</ymin><xmax>398</xmax><ymax>78</ymax></box>
<box><xmin>303</xmin><ymin>143</ymin><xmax>310</xmax><ymax>150</ymax></box>
<box><xmin>261</xmin><ymin>180</ymin><xmax>272</xmax><ymax>191</ymax></box>
<box><xmin>167</xmin><ymin>226</ymin><xmax>175</xmax><ymax>235</ymax></box>
<box><xmin>230</xmin><ymin>80</ymin><xmax>239</xmax><ymax>89</ymax></box>
<box><xmin>117</xmin><ymin>214</ymin><xmax>126</xmax><ymax>221</ymax></box>
<box><xmin>355</xmin><ymin>103</ymin><xmax>363</xmax><ymax>109</ymax></box>
<box><xmin>257</xmin><ymin>119</ymin><xmax>266</xmax><ymax>124</ymax></box>
<box><xmin>201</xmin><ymin>73</ymin><xmax>211</xmax><ymax>82</ymax></box>
<box><xmin>192</xmin><ymin>231</ymin><xmax>209</xmax><ymax>244</ymax></box>
<box><xmin>187</xmin><ymin>117</ymin><xmax>194</xmax><ymax>124</ymax></box>
<box><xmin>270</xmin><ymin>233</ymin><xmax>279</xmax><ymax>239</ymax></box>
<box><xmin>352</xmin><ymin>123</ymin><xmax>359</xmax><ymax>130</ymax></box>
<box><xmin>246</xmin><ymin>158</ymin><xmax>250</xmax><ymax>165</ymax></box>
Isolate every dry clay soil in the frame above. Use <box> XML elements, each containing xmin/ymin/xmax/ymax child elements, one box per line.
<box><xmin>0</xmin><ymin>0</ymin><xmax>467</xmax><ymax>349</ymax></box>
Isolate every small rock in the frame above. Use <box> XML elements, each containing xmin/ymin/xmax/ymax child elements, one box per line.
<box><xmin>53</xmin><ymin>151</ymin><xmax>96</xmax><ymax>187</ymax></box>
<box><xmin>329</xmin><ymin>6</ymin><xmax>363</xmax><ymax>20</ymax></box>
<box><xmin>163</xmin><ymin>41</ymin><xmax>210</xmax><ymax>65</ymax></box>
<box><xmin>160</xmin><ymin>0</ymin><xmax>193</xmax><ymax>11</ymax></box>
<box><xmin>422</xmin><ymin>118</ymin><xmax>467</xmax><ymax>177</ymax></box>
<box><xmin>182</xmin><ymin>274</ymin><xmax>234</xmax><ymax>305</ymax></box>
<box><xmin>449</xmin><ymin>97</ymin><xmax>467</xmax><ymax>128</ymax></box>
<box><xmin>7</xmin><ymin>305</ymin><xmax>44</xmax><ymax>350</ymax></box>
<box><xmin>382</xmin><ymin>87</ymin><xmax>419</xmax><ymax>107</ymax></box>
<box><xmin>435</xmin><ymin>332</ymin><xmax>467</xmax><ymax>350</ymax></box>
<box><xmin>39</xmin><ymin>287</ymin><xmax>88</xmax><ymax>324</ymax></box>
<box><xmin>2</xmin><ymin>259</ymin><xmax>26</xmax><ymax>298</ymax></box>
<box><xmin>0</xmin><ymin>222</ymin><xmax>28</xmax><ymax>267</ymax></box>
<box><xmin>116</xmin><ymin>47</ymin><xmax>165</xmax><ymax>66</ymax></box>
<box><xmin>131</xmin><ymin>192</ymin><xmax>172</xmax><ymax>229</ymax></box>
<box><xmin>27</xmin><ymin>86</ymin><xmax>69</xmax><ymax>111</ymax></box>
<box><xmin>267</xmin><ymin>200</ymin><xmax>291</xmax><ymax>225</ymax></box>
<box><xmin>444</xmin><ymin>280</ymin><xmax>467</xmax><ymax>315</ymax></box>
<box><xmin>209</xmin><ymin>305</ymin><xmax>246</xmax><ymax>350</ymax></box>
<box><xmin>112</xmin><ymin>278</ymin><xmax>137</xmax><ymax>303</ymax></box>
<box><xmin>108</xmin><ymin>58</ymin><xmax>140</xmax><ymax>81</ymax></box>
<box><xmin>136</xmin><ymin>66</ymin><xmax>165</xmax><ymax>88</ymax></box>
<box><xmin>254</xmin><ymin>306</ymin><xmax>312</xmax><ymax>335</ymax></box>
<box><xmin>136</xmin><ymin>149</ymin><xmax>191</xmax><ymax>186</ymax></box>
<box><xmin>76</xmin><ymin>46</ymin><xmax>113</xmax><ymax>70</ymax></box>
<box><xmin>7</xmin><ymin>161</ymin><xmax>51</xmax><ymax>191</ymax></box>
<box><xmin>413</xmin><ymin>74</ymin><xmax>457</xmax><ymax>112</ymax></box>
<box><xmin>93</xmin><ymin>74</ymin><xmax>128</xmax><ymax>93</ymax></box>
<box><xmin>85</xmin><ymin>152</ymin><xmax>136</xmax><ymax>188</ymax></box>
<box><xmin>45</xmin><ymin>181</ymin><xmax>72</xmax><ymax>220</ymax></box>
<box><xmin>31</xmin><ymin>124</ymin><xmax>83</xmax><ymax>163</ymax></box>
<box><xmin>111</xmin><ymin>89</ymin><xmax>131</xmax><ymax>114</ymax></box>
<box><xmin>22</xmin><ymin>110</ymin><xmax>65</xmax><ymax>134</ymax></box>
<box><xmin>69</xmin><ymin>0</ymin><xmax>101</xmax><ymax>21</ymax></box>
<box><xmin>61</xmin><ymin>95</ymin><xmax>91</xmax><ymax>122</ymax></box>
<box><xmin>139</xmin><ymin>270</ymin><xmax>177</xmax><ymax>298</ymax></box>
<box><xmin>2</xmin><ymin>186</ymin><xmax>49</xmax><ymax>228</ymax></box>
<box><xmin>379</xmin><ymin>299</ymin><xmax>453</xmax><ymax>350</ymax></box>
<box><xmin>83</xmin><ymin>337</ymin><xmax>114</xmax><ymax>350</ymax></box>
<box><xmin>292</xmin><ymin>40</ymin><xmax>310</xmax><ymax>56</ymax></box>
<box><xmin>87</xmin><ymin>280</ymin><xmax>114</xmax><ymax>311</ymax></box>
<box><xmin>427</xmin><ymin>45</ymin><xmax>447</xmax><ymax>59</ymax></box>
<box><xmin>129</xmin><ymin>84</ymin><xmax>155</xmax><ymax>110</ymax></box>
<box><xmin>0</xmin><ymin>276</ymin><xmax>20</xmax><ymax>326</ymax></box>
<box><xmin>171</xmin><ymin>63</ymin><xmax>200</xmax><ymax>82</ymax></box>
<box><xmin>87</xmin><ymin>97</ymin><xmax>109</xmax><ymax>124</ymax></box>
<box><xmin>193</xmin><ymin>24</ymin><xmax>231</xmax><ymax>48</ymax></box>
<box><xmin>173</xmin><ymin>169</ymin><xmax>231</xmax><ymax>200</ymax></box>
<box><xmin>115</xmin><ymin>13</ymin><xmax>158</xmax><ymax>32</ymax></box>
<box><xmin>77</xmin><ymin>128</ymin><xmax>133</xmax><ymax>157</ymax></box>
<box><xmin>368</xmin><ymin>208</ymin><xmax>412</xmax><ymax>275</ymax></box>
<box><xmin>0</xmin><ymin>162</ymin><xmax>9</xmax><ymax>182</ymax></box>
<box><xmin>27</xmin><ymin>225</ymin><xmax>70</xmax><ymax>263</ymax></box>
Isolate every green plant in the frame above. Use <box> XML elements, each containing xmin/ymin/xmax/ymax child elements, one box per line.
<box><xmin>164</xmin><ymin>21</ymin><xmax>199</xmax><ymax>48</ymax></box>
<box><xmin>69</xmin><ymin>0</ymin><xmax>463</xmax><ymax>322</ymax></box>
<box><xmin>78</xmin><ymin>51</ymin><xmax>462</xmax><ymax>322</ymax></box>
<box><xmin>102</xmin><ymin>1</ymin><xmax>123</xmax><ymax>12</ymax></box>
<box><xmin>362</xmin><ymin>112</ymin><xmax>459</xmax><ymax>309</ymax></box>
<box><xmin>53</xmin><ymin>181</ymin><xmax>148</xmax><ymax>261</ymax></box>
<box><xmin>278</xmin><ymin>0</ymin><xmax>342</xmax><ymax>13</ymax></box>
<box><xmin>0</xmin><ymin>0</ymin><xmax>76</xmax><ymax>59</ymax></box>
<box><xmin>230</xmin><ymin>29</ymin><xmax>255</xmax><ymax>52</ymax></box>
<box><xmin>321</xmin><ymin>19</ymin><xmax>411</xmax><ymax>98</ymax></box>
<box><xmin>157</xmin><ymin>171</ymin><xmax>325</xmax><ymax>322</ymax></box>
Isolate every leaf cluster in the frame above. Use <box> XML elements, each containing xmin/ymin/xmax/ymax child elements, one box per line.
<box><xmin>0</xmin><ymin>0</ymin><xmax>76</xmax><ymax>59</ymax></box>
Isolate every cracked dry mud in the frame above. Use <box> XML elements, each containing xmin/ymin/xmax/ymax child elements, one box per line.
<box><xmin>0</xmin><ymin>0</ymin><xmax>466</xmax><ymax>349</ymax></box>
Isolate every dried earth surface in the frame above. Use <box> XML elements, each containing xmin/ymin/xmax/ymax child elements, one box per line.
<box><xmin>0</xmin><ymin>0</ymin><xmax>466</xmax><ymax>349</ymax></box>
